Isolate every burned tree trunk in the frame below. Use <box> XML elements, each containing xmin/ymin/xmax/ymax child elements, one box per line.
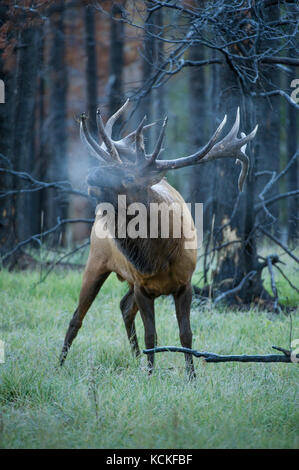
<box><xmin>0</xmin><ymin>4</ymin><xmax>16</xmax><ymax>255</ymax></box>
<box><xmin>12</xmin><ymin>26</ymin><xmax>41</xmax><ymax>243</ymax></box>
<box><xmin>33</xmin><ymin>34</ymin><xmax>46</xmax><ymax>237</ymax></box>
<box><xmin>108</xmin><ymin>4</ymin><xmax>124</xmax><ymax>140</ymax></box>
<box><xmin>188</xmin><ymin>45</ymin><xmax>208</xmax><ymax>206</ymax></box>
<box><xmin>188</xmin><ymin>0</ymin><xmax>212</xmax><ymax>224</ymax></box>
<box><xmin>153</xmin><ymin>7</ymin><xmax>165</xmax><ymax>142</ymax></box>
<box><xmin>256</xmin><ymin>3</ymin><xmax>281</xmax><ymax>235</ymax></box>
<box><xmin>192</xmin><ymin>2</ymin><xmax>277</xmax><ymax>306</ymax></box>
<box><xmin>287</xmin><ymin>54</ymin><xmax>298</xmax><ymax>245</ymax></box>
<box><xmin>85</xmin><ymin>4</ymin><xmax>98</xmax><ymax>139</ymax></box>
<box><xmin>139</xmin><ymin>1</ymin><xmax>157</xmax><ymax>149</ymax></box>
<box><xmin>208</xmin><ymin>63</ymin><xmax>266</xmax><ymax>305</ymax></box>
<box><xmin>44</xmin><ymin>2</ymin><xmax>68</xmax><ymax>236</ymax></box>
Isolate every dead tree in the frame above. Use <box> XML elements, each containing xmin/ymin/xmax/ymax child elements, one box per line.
<box><xmin>108</xmin><ymin>3</ymin><xmax>125</xmax><ymax>140</ymax></box>
<box><xmin>85</xmin><ymin>4</ymin><xmax>98</xmax><ymax>140</ymax></box>
<box><xmin>44</xmin><ymin>1</ymin><xmax>68</xmax><ymax>235</ymax></box>
<box><xmin>121</xmin><ymin>0</ymin><xmax>299</xmax><ymax>306</ymax></box>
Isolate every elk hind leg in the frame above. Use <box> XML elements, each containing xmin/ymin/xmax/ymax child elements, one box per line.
<box><xmin>134</xmin><ymin>286</ymin><xmax>157</xmax><ymax>374</ymax></box>
<box><xmin>120</xmin><ymin>288</ymin><xmax>140</xmax><ymax>358</ymax></box>
<box><xmin>173</xmin><ymin>284</ymin><xmax>196</xmax><ymax>379</ymax></box>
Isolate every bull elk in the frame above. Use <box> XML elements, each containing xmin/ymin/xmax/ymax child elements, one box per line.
<box><xmin>60</xmin><ymin>100</ymin><xmax>257</xmax><ymax>377</ymax></box>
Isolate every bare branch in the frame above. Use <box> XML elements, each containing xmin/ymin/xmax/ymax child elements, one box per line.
<box><xmin>143</xmin><ymin>346</ymin><xmax>297</xmax><ymax>363</ymax></box>
<box><xmin>214</xmin><ymin>271</ymin><xmax>257</xmax><ymax>304</ymax></box>
<box><xmin>252</xmin><ymin>90</ymin><xmax>299</xmax><ymax>111</ymax></box>
<box><xmin>0</xmin><ymin>168</ymin><xmax>91</xmax><ymax>200</ymax></box>
<box><xmin>273</xmin><ymin>264</ymin><xmax>299</xmax><ymax>294</ymax></box>
<box><xmin>255</xmin><ymin>189</ymin><xmax>299</xmax><ymax>213</ymax></box>
<box><xmin>1</xmin><ymin>218</ymin><xmax>94</xmax><ymax>263</ymax></box>
<box><xmin>259</xmin><ymin>227</ymin><xmax>299</xmax><ymax>264</ymax></box>
<box><xmin>267</xmin><ymin>256</ymin><xmax>280</xmax><ymax>313</ymax></box>
<box><xmin>261</xmin><ymin>56</ymin><xmax>299</xmax><ymax>66</ymax></box>
<box><xmin>33</xmin><ymin>241</ymin><xmax>90</xmax><ymax>286</ymax></box>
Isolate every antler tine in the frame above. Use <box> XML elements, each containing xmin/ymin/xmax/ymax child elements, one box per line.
<box><xmin>197</xmin><ymin>112</ymin><xmax>258</xmax><ymax>191</ymax></box>
<box><xmin>154</xmin><ymin>108</ymin><xmax>258</xmax><ymax>192</ymax></box>
<box><xmin>235</xmin><ymin>127</ymin><xmax>257</xmax><ymax>191</ymax></box>
<box><xmin>238</xmin><ymin>123</ymin><xmax>258</xmax><ymax>146</ymax></box>
<box><xmin>221</xmin><ymin>106</ymin><xmax>240</xmax><ymax>143</ymax></box>
<box><xmin>154</xmin><ymin>113</ymin><xmax>227</xmax><ymax>171</ymax></box>
<box><xmin>79</xmin><ymin>113</ymin><xmax>110</xmax><ymax>163</ymax></box>
<box><xmin>120</xmin><ymin>121</ymin><xmax>157</xmax><ymax>145</ymax></box>
<box><xmin>146</xmin><ymin>117</ymin><xmax>168</xmax><ymax>166</ymax></box>
<box><xmin>135</xmin><ymin>115</ymin><xmax>147</xmax><ymax>162</ymax></box>
<box><xmin>235</xmin><ymin>151</ymin><xmax>249</xmax><ymax>192</ymax></box>
<box><xmin>96</xmin><ymin>108</ymin><xmax>122</xmax><ymax>163</ymax></box>
<box><xmin>105</xmin><ymin>98</ymin><xmax>130</xmax><ymax>138</ymax></box>
<box><xmin>240</xmin><ymin>131</ymin><xmax>247</xmax><ymax>154</ymax></box>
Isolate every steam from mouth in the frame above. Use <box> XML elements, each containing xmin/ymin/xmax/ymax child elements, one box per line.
<box><xmin>87</xmin><ymin>165</ymin><xmax>123</xmax><ymax>189</ymax></box>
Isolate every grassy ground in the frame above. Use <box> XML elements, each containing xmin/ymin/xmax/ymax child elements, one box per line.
<box><xmin>0</xmin><ymin>267</ymin><xmax>298</xmax><ymax>449</ymax></box>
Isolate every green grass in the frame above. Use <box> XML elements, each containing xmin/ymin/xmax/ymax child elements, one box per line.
<box><xmin>0</xmin><ymin>268</ymin><xmax>298</xmax><ymax>449</ymax></box>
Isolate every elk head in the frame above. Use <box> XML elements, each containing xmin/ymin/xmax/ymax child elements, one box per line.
<box><xmin>79</xmin><ymin>100</ymin><xmax>258</xmax><ymax>200</ymax></box>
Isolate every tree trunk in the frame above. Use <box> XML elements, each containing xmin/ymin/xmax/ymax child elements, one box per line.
<box><xmin>287</xmin><ymin>51</ymin><xmax>298</xmax><ymax>245</ymax></box>
<box><xmin>0</xmin><ymin>5</ymin><xmax>16</xmax><ymax>256</ymax></box>
<box><xmin>188</xmin><ymin>0</ymin><xmax>212</xmax><ymax>224</ymax></box>
<box><xmin>85</xmin><ymin>4</ymin><xmax>98</xmax><ymax>140</ymax></box>
<box><xmin>192</xmin><ymin>3</ymin><xmax>275</xmax><ymax>305</ymax></box>
<box><xmin>12</xmin><ymin>26</ymin><xmax>41</xmax><ymax>243</ymax></box>
<box><xmin>209</xmin><ymin>60</ymin><xmax>266</xmax><ymax>304</ymax></box>
<box><xmin>153</xmin><ymin>7</ymin><xmax>165</xmax><ymax>142</ymax></box>
<box><xmin>34</xmin><ymin>35</ymin><xmax>46</xmax><ymax>236</ymax></box>
<box><xmin>108</xmin><ymin>3</ymin><xmax>124</xmax><ymax>140</ymax></box>
<box><xmin>188</xmin><ymin>45</ymin><xmax>207</xmax><ymax>205</ymax></box>
<box><xmin>256</xmin><ymin>4</ymin><xmax>281</xmax><ymax>235</ymax></box>
<box><xmin>139</xmin><ymin>1</ymin><xmax>157</xmax><ymax>150</ymax></box>
<box><xmin>45</xmin><ymin>2</ymin><xmax>68</xmax><ymax>238</ymax></box>
<box><xmin>188</xmin><ymin>0</ymin><xmax>217</xmax><ymax>259</ymax></box>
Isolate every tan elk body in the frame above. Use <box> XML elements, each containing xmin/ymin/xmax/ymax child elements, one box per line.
<box><xmin>60</xmin><ymin>100</ymin><xmax>257</xmax><ymax>376</ymax></box>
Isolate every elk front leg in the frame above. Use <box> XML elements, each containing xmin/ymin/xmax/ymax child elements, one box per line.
<box><xmin>60</xmin><ymin>270</ymin><xmax>110</xmax><ymax>366</ymax></box>
<box><xmin>120</xmin><ymin>288</ymin><xmax>140</xmax><ymax>358</ymax></box>
<box><xmin>173</xmin><ymin>284</ymin><xmax>196</xmax><ymax>379</ymax></box>
<box><xmin>134</xmin><ymin>286</ymin><xmax>157</xmax><ymax>374</ymax></box>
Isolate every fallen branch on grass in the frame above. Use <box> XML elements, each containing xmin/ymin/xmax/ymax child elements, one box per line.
<box><xmin>143</xmin><ymin>345</ymin><xmax>298</xmax><ymax>363</ymax></box>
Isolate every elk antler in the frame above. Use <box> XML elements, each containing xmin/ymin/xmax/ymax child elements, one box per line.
<box><xmin>151</xmin><ymin>108</ymin><xmax>258</xmax><ymax>191</ymax></box>
<box><xmin>96</xmin><ymin>108</ymin><xmax>122</xmax><ymax>163</ymax></box>
<box><xmin>80</xmin><ymin>101</ymin><xmax>257</xmax><ymax>192</ymax></box>
<box><xmin>80</xmin><ymin>99</ymin><xmax>156</xmax><ymax>164</ymax></box>
<box><xmin>104</xmin><ymin>98</ymin><xmax>130</xmax><ymax>138</ymax></box>
<box><xmin>79</xmin><ymin>113</ymin><xmax>111</xmax><ymax>163</ymax></box>
<box><xmin>146</xmin><ymin>116</ymin><xmax>168</xmax><ymax>166</ymax></box>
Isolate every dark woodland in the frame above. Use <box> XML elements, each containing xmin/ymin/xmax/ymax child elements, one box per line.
<box><xmin>0</xmin><ymin>0</ymin><xmax>298</xmax><ymax>310</ymax></box>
